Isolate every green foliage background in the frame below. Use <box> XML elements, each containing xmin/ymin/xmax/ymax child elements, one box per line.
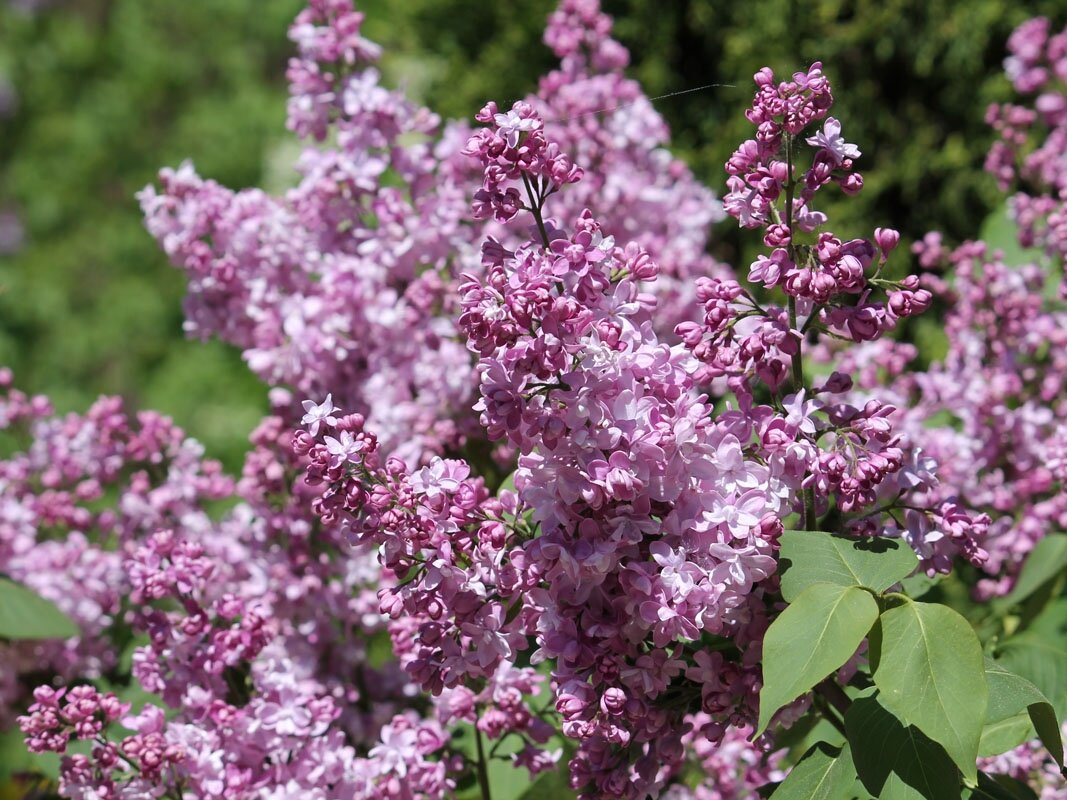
<box><xmin>0</xmin><ymin>0</ymin><xmax>1060</xmax><ymax>470</ymax></box>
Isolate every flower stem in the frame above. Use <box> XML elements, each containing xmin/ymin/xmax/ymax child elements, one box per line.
<box><xmin>522</xmin><ymin>174</ymin><xmax>551</xmax><ymax>248</ymax></box>
<box><xmin>812</xmin><ymin>689</ymin><xmax>848</xmax><ymax>738</ymax></box>
<box><xmin>783</xmin><ymin>134</ymin><xmax>804</xmax><ymax>398</ymax></box>
<box><xmin>813</xmin><ymin>679</ymin><xmax>852</xmax><ymax>738</ymax></box>
<box><xmin>475</xmin><ymin>725</ymin><xmax>493</xmax><ymax>800</ymax></box>
<box><xmin>816</xmin><ymin>678</ymin><xmax>853</xmax><ymax>717</ymax></box>
<box><xmin>788</xmin><ymin>296</ymin><xmax>804</xmax><ymax>390</ymax></box>
<box><xmin>783</xmin><ymin>134</ymin><xmax>818</xmax><ymax>531</ymax></box>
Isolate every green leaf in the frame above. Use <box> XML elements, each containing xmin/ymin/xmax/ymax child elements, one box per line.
<box><xmin>0</xmin><ymin>577</ymin><xmax>78</xmax><ymax>640</ymax></box>
<box><xmin>964</xmin><ymin>773</ymin><xmax>1039</xmax><ymax>800</ymax></box>
<box><xmin>996</xmin><ymin>632</ymin><xmax>1067</xmax><ymax>719</ymax></box>
<box><xmin>985</xmin><ymin>660</ymin><xmax>1045</xmax><ymax>723</ymax></box>
<box><xmin>898</xmin><ymin>571</ymin><xmax>943</xmax><ymax>600</ymax></box>
<box><xmin>1025</xmin><ymin>700</ymin><xmax>1064</xmax><ymax>774</ymax></box>
<box><xmin>775</xmin><ymin>715</ymin><xmax>847</xmax><ymax>762</ymax></box>
<box><xmin>757</xmin><ymin>583</ymin><xmax>879</xmax><ymax>735</ymax></box>
<box><xmin>778</xmin><ymin>530</ymin><xmax>918</xmax><ymax>602</ymax></box>
<box><xmin>872</xmin><ymin>599</ymin><xmax>987</xmax><ymax>782</ymax></box>
<box><xmin>0</xmin><ymin>724</ymin><xmax>55</xmax><ymax>783</ymax></box>
<box><xmin>117</xmin><ymin>633</ymin><xmax>150</xmax><ymax>673</ymax></box>
<box><xmin>996</xmin><ymin>535</ymin><xmax>1067</xmax><ymax>610</ymax></box>
<box><xmin>367</xmin><ymin>630</ymin><xmax>395</xmax><ymax>669</ymax></box>
<box><xmin>455</xmin><ymin>758</ymin><xmax>537</xmax><ymax>800</ymax></box>
<box><xmin>1019</xmin><ymin>597</ymin><xmax>1067</xmax><ymax>640</ymax></box>
<box><xmin>981</xmin><ymin>659</ymin><xmax>1064</xmax><ymax>768</ymax></box>
<box><xmin>483</xmin><ymin>757</ymin><xmax>538</xmax><ymax>800</ymax></box>
<box><xmin>845</xmin><ymin>692</ymin><xmax>962</xmax><ymax>800</ymax></box>
<box><xmin>978</xmin><ymin>713</ymin><xmax>1036</xmax><ymax>759</ymax></box>
<box><xmin>770</xmin><ymin>742</ymin><xmax>858</xmax><ymax>800</ymax></box>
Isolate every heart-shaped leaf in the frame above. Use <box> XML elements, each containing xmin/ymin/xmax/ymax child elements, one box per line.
<box><xmin>996</xmin><ymin>632</ymin><xmax>1067</xmax><ymax>719</ymax></box>
<box><xmin>757</xmin><ymin>583</ymin><xmax>878</xmax><ymax>735</ymax></box>
<box><xmin>872</xmin><ymin>599</ymin><xmax>987</xmax><ymax>782</ymax></box>
<box><xmin>964</xmin><ymin>773</ymin><xmax>1039</xmax><ymax>800</ymax></box>
<box><xmin>778</xmin><ymin>530</ymin><xmax>917</xmax><ymax>602</ymax></box>
<box><xmin>846</xmin><ymin>692</ymin><xmax>962</xmax><ymax>800</ymax></box>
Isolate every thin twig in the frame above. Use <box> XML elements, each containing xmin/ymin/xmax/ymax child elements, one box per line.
<box><xmin>475</xmin><ymin>725</ymin><xmax>493</xmax><ymax>800</ymax></box>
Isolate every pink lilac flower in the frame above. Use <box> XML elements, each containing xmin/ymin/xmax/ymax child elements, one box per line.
<box><xmin>805</xmin><ymin>117</ymin><xmax>861</xmax><ymax>166</ymax></box>
<box><xmin>300</xmin><ymin>394</ymin><xmax>339</xmax><ymax>436</ymax></box>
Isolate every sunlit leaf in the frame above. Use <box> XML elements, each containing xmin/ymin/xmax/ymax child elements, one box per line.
<box><xmin>872</xmin><ymin>599</ymin><xmax>987</xmax><ymax>781</ymax></box>
<box><xmin>778</xmin><ymin>530</ymin><xmax>917</xmax><ymax>602</ymax></box>
<box><xmin>757</xmin><ymin>583</ymin><xmax>878</xmax><ymax>734</ymax></box>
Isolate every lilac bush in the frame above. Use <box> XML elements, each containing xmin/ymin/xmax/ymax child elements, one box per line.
<box><xmin>138</xmin><ymin>0</ymin><xmax>721</xmax><ymax>467</ymax></box>
<box><xmin>5</xmin><ymin>2</ymin><xmax>1067</xmax><ymax>799</ymax></box>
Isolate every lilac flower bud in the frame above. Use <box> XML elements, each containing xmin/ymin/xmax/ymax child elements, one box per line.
<box><xmin>840</xmin><ymin>172</ymin><xmax>864</xmax><ymax>194</ymax></box>
<box><xmin>874</xmin><ymin>226</ymin><xmax>900</xmax><ymax>256</ymax></box>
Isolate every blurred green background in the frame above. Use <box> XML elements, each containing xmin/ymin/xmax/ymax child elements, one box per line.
<box><xmin>0</xmin><ymin>0</ymin><xmax>1059</xmax><ymax>470</ymax></box>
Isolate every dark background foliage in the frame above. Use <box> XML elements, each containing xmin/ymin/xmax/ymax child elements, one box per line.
<box><xmin>0</xmin><ymin>0</ymin><xmax>1057</xmax><ymax>469</ymax></box>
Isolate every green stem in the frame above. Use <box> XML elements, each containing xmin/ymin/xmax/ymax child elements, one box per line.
<box><xmin>799</xmin><ymin>307</ymin><xmax>822</xmax><ymax>335</ymax></box>
<box><xmin>782</xmin><ymin>135</ymin><xmax>818</xmax><ymax>531</ymax></box>
<box><xmin>812</xmin><ymin>690</ymin><xmax>848</xmax><ymax>738</ymax></box>
<box><xmin>784</xmin><ymin>135</ymin><xmax>803</xmax><ymax>396</ymax></box>
<box><xmin>785</xmin><ymin>138</ymin><xmax>802</xmax><ymax>394</ymax></box>
<box><xmin>804</xmin><ymin>486</ymin><xmax>817</xmax><ymax>531</ymax></box>
<box><xmin>859</xmin><ymin>492</ymin><xmax>906</xmax><ymax>521</ymax></box>
<box><xmin>787</xmin><ymin>296</ymin><xmax>804</xmax><ymax>390</ymax></box>
<box><xmin>816</xmin><ymin>678</ymin><xmax>853</xmax><ymax>717</ymax></box>
<box><xmin>475</xmin><ymin>726</ymin><xmax>493</xmax><ymax>800</ymax></box>
<box><xmin>521</xmin><ymin>174</ymin><xmax>551</xmax><ymax>248</ymax></box>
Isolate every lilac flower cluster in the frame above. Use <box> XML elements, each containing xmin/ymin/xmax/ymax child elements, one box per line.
<box><xmin>986</xmin><ymin>17</ymin><xmax>1067</xmax><ymax>291</ymax></box>
<box><xmin>297</xmin><ymin>414</ymin><xmax>517</xmax><ymax>687</ymax></box>
<box><xmin>115</xmin><ymin>513</ymin><xmax>454</xmax><ymax>800</ymax></box>
<box><xmin>714</xmin><ymin>63</ymin><xmax>929</xmax><ymax>360</ymax></box>
<box><xmin>296</xmin><ymin>410</ymin><xmax>574</xmax><ymax>785</ymax></box>
<box><xmin>535</xmin><ymin>0</ymin><xmax>727</xmax><ymax>329</ymax></box>
<box><xmin>11</xmin><ymin>2</ymin><xmax>1067</xmax><ymax>799</ymax></box>
<box><xmin>838</xmin><ymin>236</ymin><xmax>1067</xmax><ymax>592</ymax></box>
<box><xmin>10</xmin><ymin>1</ymin><xmax>773</xmax><ymax>796</ymax></box>
<box><xmin>302</xmin><ymin>273</ymin><xmax>781</xmax><ymax>797</ymax></box>
<box><xmin>682</xmin><ymin>64</ymin><xmax>987</xmax><ymax>574</ymax></box>
<box><xmin>829</xmin><ymin>24</ymin><xmax>1067</xmax><ymax>595</ymax></box>
<box><xmin>284</xmin><ymin>75</ymin><xmax>799</xmax><ymax>792</ymax></box>
<box><xmin>0</xmin><ymin>372</ymin><xmax>232</xmax><ymax>728</ymax></box>
<box><xmin>286</xmin><ymin>46</ymin><xmax>1002</xmax><ymax>798</ymax></box>
<box><xmin>372</xmin><ymin>61</ymin><xmax>965</xmax><ymax>790</ymax></box>
<box><xmin>466</xmin><ymin>100</ymin><xmax>583</xmax><ymax>224</ymax></box>
<box><xmin>139</xmin><ymin>0</ymin><xmax>723</xmax><ymax>469</ymax></box>
<box><xmin>663</xmin><ymin>722</ymin><xmax>786</xmax><ymax>800</ymax></box>
<box><xmin>459</xmin><ymin>112</ymin><xmax>789</xmax><ymax>796</ymax></box>
<box><xmin>0</xmin><ymin>373</ymin><xmax>463</xmax><ymax>798</ymax></box>
<box><xmin>18</xmin><ymin>685</ymin><xmax>183</xmax><ymax>798</ymax></box>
